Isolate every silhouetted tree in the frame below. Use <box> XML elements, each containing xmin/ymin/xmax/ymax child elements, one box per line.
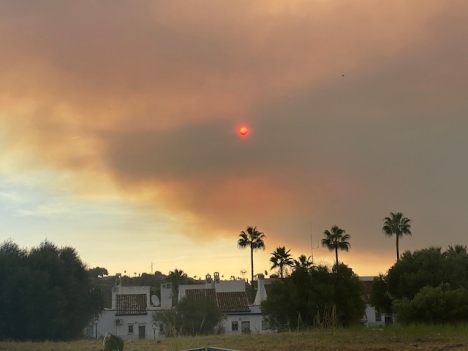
<box><xmin>382</xmin><ymin>212</ymin><xmax>412</xmax><ymax>261</ymax></box>
<box><xmin>269</xmin><ymin>246</ymin><xmax>294</xmax><ymax>278</ymax></box>
<box><xmin>0</xmin><ymin>240</ymin><xmax>103</xmax><ymax>341</ymax></box>
<box><xmin>321</xmin><ymin>225</ymin><xmax>351</xmax><ymax>268</ymax></box>
<box><xmin>238</xmin><ymin>226</ymin><xmax>266</xmax><ymax>297</ymax></box>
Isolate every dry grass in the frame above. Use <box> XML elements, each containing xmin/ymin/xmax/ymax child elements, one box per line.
<box><xmin>2</xmin><ymin>325</ymin><xmax>468</xmax><ymax>351</ymax></box>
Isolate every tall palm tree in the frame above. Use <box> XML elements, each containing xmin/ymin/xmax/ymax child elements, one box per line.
<box><xmin>293</xmin><ymin>254</ymin><xmax>313</xmax><ymax>271</ymax></box>
<box><xmin>382</xmin><ymin>212</ymin><xmax>412</xmax><ymax>261</ymax></box>
<box><xmin>270</xmin><ymin>246</ymin><xmax>294</xmax><ymax>278</ymax></box>
<box><xmin>238</xmin><ymin>226</ymin><xmax>266</xmax><ymax>291</ymax></box>
<box><xmin>321</xmin><ymin>225</ymin><xmax>351</xmax><ymax>268</ymax></box>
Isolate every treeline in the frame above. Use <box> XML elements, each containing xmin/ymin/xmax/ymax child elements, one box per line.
<box><xmin>261</xmin><ymin>263</ymin><xmax>365</xmax><ymax>329</ymax></box>
<box><xmin>371</xmin><ymin>245</ymin><xmax>468</xmax><ymax>324</ymax></box>
<box><xmin>0</xmin><ymin>240</ymin><xmax>103</xmax><ymax>341</ymax></box>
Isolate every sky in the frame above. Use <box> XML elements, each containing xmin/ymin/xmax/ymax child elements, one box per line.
<box><xmin>1</xmin><ymin>1</ymin><xmax>468</xmax><ymax>280</ymax></box>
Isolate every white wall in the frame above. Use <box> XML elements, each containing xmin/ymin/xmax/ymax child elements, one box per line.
<box><xmin>223</xmin><ymin>313</ymin><xmax>268</xmax><ymax>334</ymax></box>
<box><xmin>93</xmin><ymin>309</ymin><xmax>164</xmax><ymax>340</ymax></box>
<box><xmin>363</xmin><ymin>305</ymin><xmax>385</xmax><ymax>327</ymax></box>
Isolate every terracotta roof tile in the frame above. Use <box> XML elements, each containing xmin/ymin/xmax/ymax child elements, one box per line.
<box><xmin>216</xmin><ymin>292</ymin><xmax>250</xmax><ymax>312</ymax></box>
<box><xmin>184</xmin><ymin>289</ymin><xmax>250</xmax><ymax>313</ymax></box>
<box><xmin>116</xmin><ymin>294</ymin><xmax>147</xmax><ymax>315</ymax></box>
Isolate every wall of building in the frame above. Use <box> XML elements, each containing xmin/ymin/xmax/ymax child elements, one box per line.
<box><xmin>91</xmin><ymin>309</ymin><xmax>164</xmax><ymax>340</ymax></box>
<box><xmin>223</xmin><ymin>313</ymin><xmax>268</xmax><ymax>334</ymax></box>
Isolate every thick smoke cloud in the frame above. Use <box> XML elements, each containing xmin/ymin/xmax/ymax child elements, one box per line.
<box><xmin>1</xmin><ymin>1</ymin><xmax>468</xmax><ymax>273</ymax></box>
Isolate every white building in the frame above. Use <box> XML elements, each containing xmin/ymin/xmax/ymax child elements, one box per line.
<box><xmin>178</xmin><ymin>272</ymin><xmax>272</xmax><ymax>334</ymax></box>
<box><xmin>87</xmin><ymin>272</ymin><xmax>272</xmax><ymax>339</ymax></box>
<box><xmin>360</xmin><ymin>276</ymin><xmax>391</xmax><ymax>327</ymax></box>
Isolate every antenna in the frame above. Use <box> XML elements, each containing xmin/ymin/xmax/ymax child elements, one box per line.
<box><xmin>310</xmin><ymin>222</ymin><xmax>319</xmax><ymax>261</ymax></box>
<box><xmin>151</xmin><ymin>295</ymin><xmax>160</xmax><ymax>306</ymax></box>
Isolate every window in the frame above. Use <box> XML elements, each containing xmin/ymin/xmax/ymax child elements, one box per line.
<box><xmin>375</xmin><ymin>311</ymin><xmax>382</xmax><ymax>322</ymax></box>
<box><xmin>262</xmin><ymin>320</ymin><xmax>268</xmax><ymax>330</ymax></box>
<box><xmin>231</xmin><ymin>321</ymin><xmax>238</xmax><ymax>331</ymax></box>
<box><xmin>241</xmin><ymin>321</ymin><xmax>250</xmax><ymax>333</ymax></box>
<box><xmin>159</xmin><ymin>324</ymin><xmax>164</xmax><ymax>333</ymax></box>
<box><xmin>128</xmin><ymin>324</ymin><xmax>134</xmax><ymax>334</ymax></box>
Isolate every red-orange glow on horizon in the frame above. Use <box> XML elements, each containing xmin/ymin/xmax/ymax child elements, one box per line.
<box><xmin>238</xmin><ymin>126</ymin><xmax>249</xmax><ymax>136</ymax></box>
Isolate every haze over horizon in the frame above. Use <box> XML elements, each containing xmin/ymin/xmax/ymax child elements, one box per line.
<box><xmin>1</xmin><ymin>1</ymin><xmax>468</xmax><ymax>280</ymax></box>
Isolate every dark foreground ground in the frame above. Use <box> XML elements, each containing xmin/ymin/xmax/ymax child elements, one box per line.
<box><xmin>2</xmin><ymin>325</ymin><xmax>468</xmax><ymax>351</ymax></box>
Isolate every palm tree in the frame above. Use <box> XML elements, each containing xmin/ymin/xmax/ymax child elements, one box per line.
<box><xmin>445</xmin><ymin>244</ymin><xmax>467</xmax><ymax>256</ymax></box>
<box><xmin>293</xmin><ymin>254</ymin><xmax>313</xmax><ymax>271</ymax></box>
<box><xmin>382</xmin><ymin>212</ymin><xmax>412</xmax><ymax>261</ymax></box>
<box><xmin>269</xmin><ymin>246</ymin><xmax>294</xmax><ymax>278</ymax></box>
<box><xmin>168</xmin><ymin>268</ymin><xmax>188</xmax><ymax>303</ymax></box>
<box><xmin>238</xmin><ymin>226</ymin><xmax>266</xmax><ymax>292</ymax></box>
<box><xmin>321</xmin><ymin>225</ymin><xmax>351</xmax><ymax>268</ymax></box>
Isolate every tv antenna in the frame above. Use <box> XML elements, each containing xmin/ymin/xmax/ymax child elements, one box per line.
<box><xmin>310</xmin><ymin>222</ymin><xmax>319</xmax><ymax>262</ymax></box>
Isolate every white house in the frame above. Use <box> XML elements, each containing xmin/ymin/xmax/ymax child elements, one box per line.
<box><xmin>87</xmin><ymin>272</ymin><xmax>272</xmax><ymax>339</ymax></box>
<box><xmin>360</xmin><ymin>276</ymin><xmax>391</xmax><ymax>327</ymax></box>
<box><xmin>178</xmin><ymin>272</ymin><xmax>272</xmax><ymax>334</ymax></box>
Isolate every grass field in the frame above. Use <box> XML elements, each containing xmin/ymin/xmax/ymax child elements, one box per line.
<box><xmin>1</xmin><ymin>325</ymin><xmax>468</xmax><ymax>351</ymax></box>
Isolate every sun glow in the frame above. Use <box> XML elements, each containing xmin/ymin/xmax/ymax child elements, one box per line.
<box><xmin>238</xmin><ymin>126</ymin><xmax>249</xmax><ymax>136</ymax></box>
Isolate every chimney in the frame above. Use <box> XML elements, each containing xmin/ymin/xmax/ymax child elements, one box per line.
<box><xmin>160</xmin><ymin>283</ymin><xmax>173</xmax><ymax>308</ymax></box>
<box><xmin>111</xmin><ymin>273</ymin><xmax>122</xmax><ymax>309</ymax></box>
<box><xmin>205</xmin><ymin>274</ymin><xmax>213</xmax><ymax>288</ymax></box>
<box><xmin>253</xmin><ymin>274</ymin><xmax>266</xmax><ymax>305</ymax></box>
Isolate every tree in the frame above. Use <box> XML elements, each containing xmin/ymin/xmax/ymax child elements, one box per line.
<box><xmin>270</xmin><ymin>246</ymin><xmax>294</xmax><ymax>278</ymax></box>
<box><xmin>88</xmin><ymin>266</ymin><xmax>109</xmax><ymax>279</ymax></box>
<box><xmin>238</xmin><ymin>226</ymin><xmax>266</xmax><ymax>297</ymax></box>
<box><xmin>0</xmin><ymin>240</ymin><xmax>103</xmax><ymax>341</ymax></box>
<box><xmin>153</xmin><ymin>295</ymin><xmax>223</xmax><ymax>336</ymax></box>
<box><xmin>261</xmin><ymin>262</ymin><xmax>364</xmax><ymax>329</ymax></box>
<box><xmin>382</xmin><ymin>212</ymin><xmax>412</xmax><ymax>261</ymax></box>
<box><xmin>293</xmin><ymin>254</ymin><xmax>313</xmax><ymax>271</ymax></box>
<box><xmin>393</xmin><ymin>283</ymin><xmax>468</xmax><ymax>324</ymax></box>
<box><xmin>321</xmin><ymin>225</ymin><xmax>351</xmax><ymax>268</ymax></box>
<box><xmin>168</xmin><ymin>268</ymin><xmax>188</xmax><ymax>305</ymax></box>
<box><xmin>446</xmin><ymin>244</ymin><xmax>467</xmax><ymax>255</ymax></box>
<box><xmin>371</xmin><ymin>246</ymin><xmax>468</xmax><ymax>317</ymax></box>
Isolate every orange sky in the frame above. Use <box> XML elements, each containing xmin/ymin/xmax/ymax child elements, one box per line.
<box><xmin>1</xmin><ymin>1</ymin><xmax>468</xmax><ymax>279</ymax></box>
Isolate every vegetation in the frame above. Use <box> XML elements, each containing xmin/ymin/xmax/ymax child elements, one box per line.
<box><xmin>261</xmin><ymin>263</ymin><xmax>365</xmax><ymax>329</ymax></box>
<box><xmin>0</xmin><ymin>240</ymin><xmax>103</xmax><ymax>341</ymax></box>
<box><xmin>293</xmin><ymin>254</ymin><xmax>313</xmax><ymax>270</ymax></box>
<box><xmin>321</xmin><ymin>225</ymin><xmax>351</xmax><ymax>267</ymax></box>
<box><xmin>88</xmin><ymin>266</ymin><xmax>109</xmax><ymax>279</ymax></box>
<box><xmin>382</xmin><ymin>212</ymin><xmax>412</xmax><ymax>261</ymax></box>
<box><xmin>237</xmin><ymin>226</ymin><xmax>266</xmax><ymax>297</ymax></box>
<box><xmin>4</xmin><ymin>325</ymin><xmax>468</xmax><ymax>351</ymax></box>
<box><xmin>153</xmin><ymin>295</ymin><xmax>224</xmax><ymax>336</ymax></box>
<box><xmin>269</xmin><ymin>246</ymin><xmax>294</xmax><ymax>278</ymax></box>
<box><xmin>371</xmin><ymin>246</ymin><xmax>468</xmax><ymax>324</ymax></box>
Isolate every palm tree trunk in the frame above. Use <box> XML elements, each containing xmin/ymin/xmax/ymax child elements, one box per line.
<box><xmin>250</xmin><ymin>245</ymin><xmax>254</xmax><ymax>300</ymax></box>
<box><xmin>396</xmin><ymin>235</ymin><xmax>400</xmax><ymax>261</ymax></box>
<box><xmin>335</xmin><ymin>247</ymin><xmax>339</xmax><ymax>268</ymax></box>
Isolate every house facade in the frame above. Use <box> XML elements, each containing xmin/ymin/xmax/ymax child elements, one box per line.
<box><xmin>360</xmin><ymin>276</ymin><xmax>392</xmax><ymax>327</ymax></box>
<box><xmin>88</xmin><ymin>272</ymin><xmax>272</xmax><ymax>339</ymax></box>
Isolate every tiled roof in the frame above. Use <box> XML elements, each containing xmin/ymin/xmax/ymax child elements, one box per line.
<box><xmin>116</xmin><ymin>294</ymin><xmax>147</xmax><ymax>315</ymax></box>
<box><xmin>217</xmin><ymin>292</ymin><xmax>250</xmax><ymax>312</ymax></box>
<box><xmin>361</xmin><ymin>280</ymin><xmax>373</xmax><ymax>302</ymax></box>
<box><xmin>184</xmin><ymin>289</ymin><xmax>250</xmax><ymax>313</ymax></box>
<box><xmin>185</xmin><ymin>288</ymin><xmax>217</xmax><ymax>302</ymax></box>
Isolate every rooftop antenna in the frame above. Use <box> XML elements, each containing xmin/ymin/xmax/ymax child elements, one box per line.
<box><xmin>310</xmin><ymin>222</ymin><xmax>319</xmax><ymax>262</ymax></box>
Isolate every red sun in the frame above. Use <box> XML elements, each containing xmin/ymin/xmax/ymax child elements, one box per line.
<box><xmin>238</xmin><ymin>126</ymin><xmax>249</xmax><ymax>136</ymax></box>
